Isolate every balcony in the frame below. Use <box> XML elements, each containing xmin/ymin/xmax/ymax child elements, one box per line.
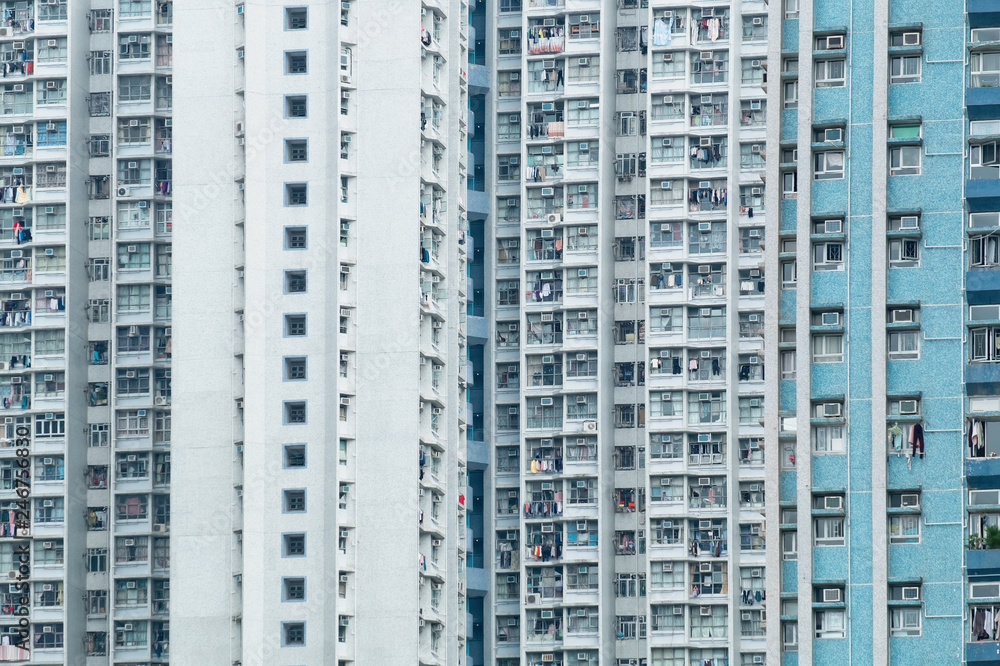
<box><xmin>970</xmin><ymin>0</ymin><xmax>1000</xmax><ymax>28</ymax></box>
<box><xmin>968</xmin><ymin>179</ymin><xmax>1000</xmax><ymax>212</ymax></box>
<box><xmin>967</xmin><ymin>457</ymin><xmax>1000</xmax><ymax>489</ymax></box>
<box><xmin>967</xmin><ymin>362</ymin><xmax>1000</xmax><ymax>395</ymax></box>
<box><xmin>968</xmin><ymin>639</ymin><xmax>1000</xmax><ymax>663</ymax></box>
<box><xmin>968</xmin><ymin>269</ymin><xmax>1000</xmax><ymax>305</ymax></box>
<box><xmin>468</xmin><ymin>64</ymin><xmax>490</xmax><ymax>96</ymax></box>
<box><xmin>968</xmin><ymin>87</ymin><xmax>1000</xmax><ymax>121</ymax></box>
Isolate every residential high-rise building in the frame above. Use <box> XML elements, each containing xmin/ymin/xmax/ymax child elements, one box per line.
<box><xmin>764</xmin><ymin>0</ymin><xmax>970</xmax><ymax>663</ymax></box>
<box><xmin>166</xmin><ymin>1</ymin><xmax>1000</xmax><ymax>666</ymax></box>
<box><xmin>0</xmin><ymin>0</ymin><xmax>175</xmax><ymax>662</ymax></box>
<box><xmin>173</xmin><ymin>0</ymin><xmax>472</xmax><ymax>663</ymax></box>
<box><xmin>482</xmin><ymin>0</ymin><xmax>768</xmax><ymax>664</ymax></box>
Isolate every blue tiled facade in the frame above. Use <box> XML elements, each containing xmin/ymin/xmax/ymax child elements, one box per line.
<box><xmin>769</xmin><ymin>0</ymin><xmax>968</xmax><ymax>663</ymax></box>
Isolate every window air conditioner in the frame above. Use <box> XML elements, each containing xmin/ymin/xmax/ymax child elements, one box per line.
<box><xmin>821</xmin><ymin>312</ymin><xmax>840</xmax><ymax>326</ymax></box>
<box><xmin>903</xmin><ymin>32</ymin><xmax>921</xmax><ymax>46</ymax></box>
<box><xmin>823</xmin><ymin>588</ymin><xmax>842</xmax><ymax>602</ymax></box>
<box><xmin>902</xmin><ymin>586</ymin><xmax>920</xmax><ymax>600</ymax></box>
<box><xmin>824</xmin><ymin>128</ymin><xmax>843</xmax><ymax>142</ymax></box>
<box><xmin>824</xmin><ymin>496</ymin><xmax>843</xmax><ymax>510</ymax></box>
<box><xmin>826</xmin><ymin>35</ymin><xmax>844</xmax><ymax>49</ymax></box>
<box><xmin>899</xmin><ymin>399</ymin><xmax>918</xmax><ymax>414</ymax></box>
<box><xmin>823</xmin><ymin>403</ymin><xmax>842</xmax><ymax>417</ymax></box>
<box><xmin>750</xmin><ymin>100</ymin><xmax>762</xmax><ymax>110</ymax></box>
<box><xmin>900</xmin><ymin>215</ymin><xmax>919</xmax><ymax>229</ymax></box>
<box><xmin>890</xmin><ymin>309</ymin><xmax>913</xmax><ymax>323</ymax></box>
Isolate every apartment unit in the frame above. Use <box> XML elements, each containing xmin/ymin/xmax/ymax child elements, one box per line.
<box><xmin>482</xmin><ymin>0</ymin><xmax>769</xmax><ymax>663</ymax></box>
<box><xmin>765</xmin><ymin>0</ymin><xmax>968</xmax><ymax>664</ymax></box>
<box><xmin>0</xmin><ymin>0</ymin><xmax>175</xmax><ymax>663</ymax></box>
<box><xmin>173</xmin><ymin>0</ymin><xmax>471</xmax><ymax>664</ymax></box>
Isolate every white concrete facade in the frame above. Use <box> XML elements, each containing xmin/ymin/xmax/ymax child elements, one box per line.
<box><xmin>173</xmin><ymin>0</ymin><xmax>472</xmax><ymax>664</ymax></box>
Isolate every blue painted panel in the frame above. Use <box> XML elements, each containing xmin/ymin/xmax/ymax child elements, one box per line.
<box><xmin>967</xmin><ymin>458</ymin><xmax>1000</xmax><ymax>489</ymax></box>
<box><xmin>968</xmin><ymin>270</ymin><xmax>1000</xmax><ymax>305</ymax></box>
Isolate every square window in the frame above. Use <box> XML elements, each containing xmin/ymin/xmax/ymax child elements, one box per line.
<box><xmin>283</xmin><ymin>533</ymin><xmax>306</xmax><ymax>556</ymax></box>
<box><xmin>283</xmin><ymin>577</ymin><xmax>306</xmax><ymax>601</ymax></box>
<box><xmin>285</xmin><ymin>95</ymin><xmax>308</xmax><ymax>118</ymax></box>
<box><xmin>890</xmin><ymin>145</ymin><xmax>921</xmax><ymax>176</ymax></box>
<box><xmin>286</xmin><ymin>183</ymin><xmax>308</xmax><ymax>206</ymax></box>
<box><xmin>285</xmin><ymin>357</ymin><xmax>307</xmax><ymax>380</ymax></box>
<box><xmin>890</xmin><ymin>55</ymin><xmax>921</xmax><ymax>84</ymax></box>
<box><xmin>285</xmin><ymin>51</ymin><xmax>307</xmax><ymax>74</ymax></box>
<box><xmin>283</xmin><ymin>444</ymin><xmax>306</xmax><ymax>468</ymax></box>
<box><xmin>285</xmin><ymin>7</ymin><xmax>308</xmax><ymax>30</ymax></box>
<box><xmin>284</xmin><ymin>402</ymin><xmax>306</xmax><ymax>424</ymax></box>
<box><xmin>282</xmin><ymin>621</ymin><xmax>306</xmax><ymax>646</ymax></box>
<box><xmin>284</xmin><ymin>489</ymin><xmax>306</xmax><ymax>512</ymax></box>
<box><xmin>285</xmin><ymin>314</ymin><xmax>306</xmax><ymax>336</ymax></box>
<box><xmin>285</xmin><ymin>227</ymin><xmax>307</xmax><ymax>249</ymax></box>
<box><xmin>285</xmin><ymin>270</ymin><xmax>307</xmax><ymax>293</ymax></box>
<box><xmin>285</xmin><ymin>140</ymin><xmax>308</xmax><ymax>163</ymax></box>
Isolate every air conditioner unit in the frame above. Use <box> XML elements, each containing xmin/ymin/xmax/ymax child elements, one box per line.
<box><xmin>12</xmin><ymin>85</ymin><xmax>23</xmax><ymax>92</ymax></box>
<box><xmin>154</xmin><ymin>397</ymin><xmax>168</xmax><ymax>406</ymax></box>
<box><xmin>826</xmin><ymin>35</ymin><xmax>845</xmax><ymax>49</ymax></box>
<box><xmin>824</xmin><ymin>496</ymin><xmax>843</xmax><ymax>510</ymax></box>
<box><xmin>750</xmin><ymin>100</ymin><xmax>762</xmax><ymax>110</ymax></box>
<box><xmin>526</xmin><ymin>594</ymin><xmax>538</xmax><ymax>604</ymax></box>
<box><xmin>890</xmin><ymin>309</ymin><xmax>913</xmax><ymax>323</ymax></box>
<box><xmin>903</xmin><ymin>32</ymin><xmax>921</xmax><ymax>46</ymax></box>
<box><xmin>823</xmin><ymin>403</ymin><xmax>842</xmax><ymax>417</ymax></box>
<box><xmin>824</xmin><ymin>128</ymin><xmax>843</xmax><ymax>142</ymax></box>
<box><xmin>340</xmin><ymin>397</ymin><xmax>351</xmax><ymax>406</ymax></box>
<box><xmin>660</xmin><ymin>181</ymin><xmax>672</xmax><ymax>189</ymax></box>
<box><xmin>700</xmin><ymin>606</ymin><xmax>712</xmax><ymax>616</ymax></box>
<box><xmin>899</xmin><ymin>215</ymin><xmax>919</xmax><ymax>229</ymax></box>
<box><xmin>823</xmin><ymin>588</ymin><xmax>842</xmax><ymax>603</ymax></box>
<box><xmin>9</xmin><ymin>378</ymin><xmax>19</xmax><ymax>384</ymax></box>
<box><xmin>42</xmin><ymin>500</ymin><xmax>53</xmax><ymax>507</ymax></box>
<box><xmin>699</xmin><ymin>477</ymin><xmax>711</xmax><ymax>486</ymax></box>
<box><xmin>899</xmin><ymin>399</ymin><xmax>918</xmax><ymax>415</ymax></box>
<box><xmin>902</xmin><ymin>586</ymin><xmax>920</xmax><ymax>600</ymax></box>
<box><xmin>542</xmin><ymin>656</ymin><xmax>554</xmax><ymax>663</ymax></box>
<box><xmin>900</xmin><ymin>493</ymin><xmax>919</xmax><ymax>508</ymax></box>
<box><xmin>117</xmin><ymin>187</ymin><xmax>130</xmax><ymax>197</ymax></box>
<box><xmin>821</xmin><ymin>312</ymin><xmax>841</xmax><ymax>326</ymax></box>
<box><xmin>742</xmin><ymin>612</ymin><xmax>752</xmax><ymax>620</ymax></box>
<box><xmin>541</xmin><ymin>188</ymin><xmax>555</xmax><ymax>198</ymax></box>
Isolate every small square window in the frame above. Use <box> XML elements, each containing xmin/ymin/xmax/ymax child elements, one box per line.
<box><xmin>285</xmin><ymin>357</ymin><xmax>307</xmax><ymax>380</ymax></box>
<box><xmin>285</xmin><ymin>51</ymin><xmax>307</xmax><ymax>74</ymax></box>
<box><xmin>282</xmin><ymin>621</ymin><xmax>306</xmax><ymax>646</ymax></box>
<box><xmin>285</xmin><ymin>270</ymin><xmax>307</xmax><ymax>293</ymax></box>
<box><xmin>285</xmin><ymin>7</ymin><xmax>308</xmax><ymax>30</ymax></box>
<box><xmin>283</xmin><ymin>577</ymin><xmax>306</xmax><ymax>601</ymax></box>
<box><xmin>285</xmin><ymin>226</ymin><xmax>307</xmax><ymax>249</ymax></box>
<box><xmin>285</xmin><ymin>314</ymin><xmax>306</xmax><ymax>336</ymax></box>
<box><xmin>284</xmin><ymin>401</ymin><xmax>306</xmax><ymax>424</ymax></box>
<box><xmin>283</xmin><ymin>533</ymin><xmax>306</xmax><ymax>556</ymax></box>
<box><xmin>286</xmin><ymin>183</ymin><xmax>308</xmax><ymax>206</ymax></box>
<box><xmin>284</xmin><ymin>489</ymin><xmax>306</xmax><ymax>512</ymax></box>
<box><xmin>285</xmin><ymin>95</ymin><xmax>307</xmax><ymax>118</ymax></box>
<box><xmin>283</xmin><ymin>444</ymin><xmax>306</xmax><ymax>467</ymax></box>
<box><xmin>285</xmin><ymin>140</ymin><xmax>308</xmax><ymax>163</ymax></box>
